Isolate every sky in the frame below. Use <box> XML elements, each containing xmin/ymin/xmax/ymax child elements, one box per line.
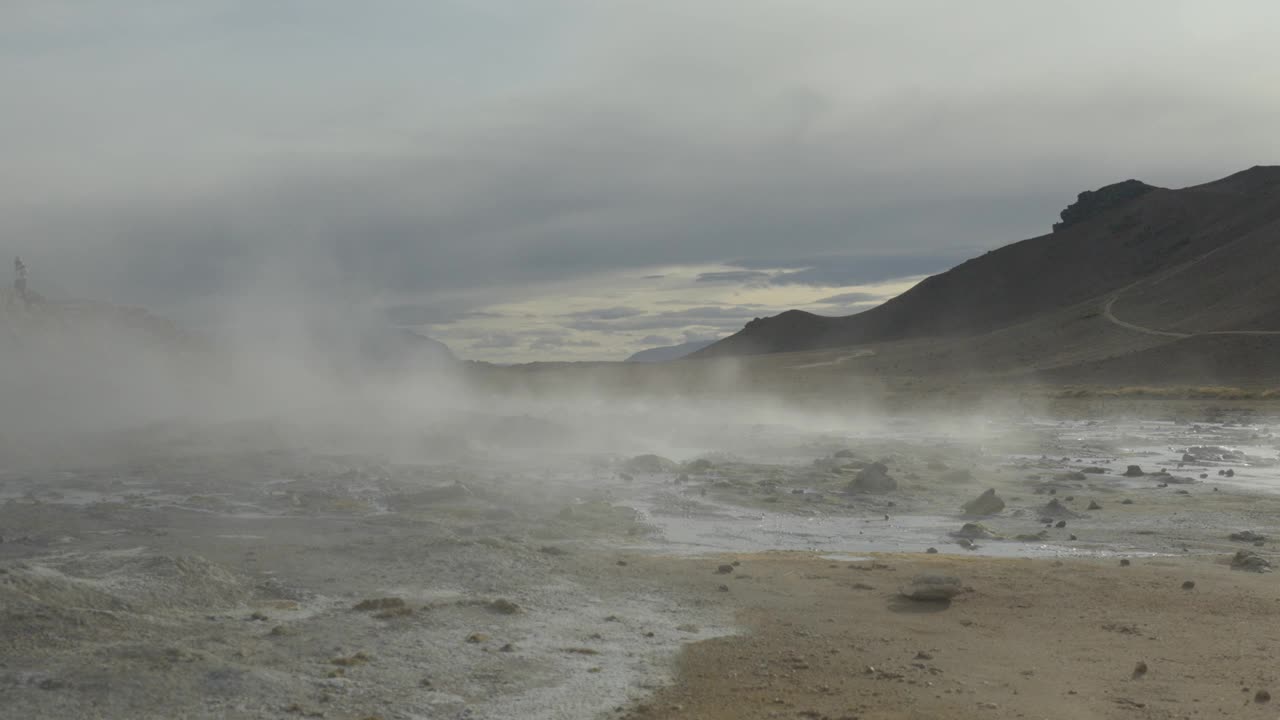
<box><xmin>4</xmin><ymin>1</ymin><xmax>1279</xmax><ymax>362</ymax></box>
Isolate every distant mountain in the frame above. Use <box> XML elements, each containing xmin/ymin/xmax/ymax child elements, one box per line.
<box><xmin>695</xmin><ymin>166</ymin><xmax>1280</xmax><ymax>361</ymax></box>
<box><xmin>626</xmin><ymin>338</ymin><xmax>717</xmax><ymax>363</ymax></box>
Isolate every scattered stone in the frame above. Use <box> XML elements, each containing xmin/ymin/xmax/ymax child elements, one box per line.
<box><xmin>848</xmin><ymin>462</ymin><xmax>897</xmax><ymax>493</ymax></box>
<box><xmin>466</xmin><ymin>633</ymin><xmax>490</xmax><ymax>644</ymax></box>
<box><xmin>961</xmin><ymin>489</ymin><xmax>1005</xmax><ymax>516</ymax></box>
<box><xmin>1055</xmin><ymin>520</ymin><xmax>1067</xmax><ymax>528</ymax></box>
<box><xmin>353</xmin><ymin>598</ymin><xmax>405</xmax><ymax>612</ymax></box>
<box><xmin>499</xmin><ymin>643</ymin><xmax>515</xmax><ymax>652</ymax></box>
<box><xmin>1256</xmin><ymin>690</ymin><xmax>1271</xmax><ymax>704</ymax></box>
<box><xmin>1132</xmin><ymin>660</ymin><xmax>1148</xmax><ymax>679</ymax></box>
<box><xmin>833</xmin><ymin>449</ymin><xmax>856</xmax><ymax>459</ymax></box>
<box><xmin>623</xmin><ymin>454</ymin><xmax>678</xmax><ymax>474</ymax></box>
<box><xmin>1014</xmin><ymin>531</ymin><xmax>1048</xmax><ymax>541</ymax></box>
<box><xmin>488</xmin><ymin>598</ymin><xmax>521</xmax><ymax>615</ymax></box>
<box><xmin>1119</xmin><ymin>559</ymin><xmax>1131</xmax><ymax>567</ymax></box>
<box><xmin>1123</xmin><ymin>465</ymin><xmax>1144</xmax><ymax>477</ymax></box>
<box><xmin>716</xmin><ymin>564</ymin><xmax>734</xmax><ymax>574</ymax></box>
<box><xmin>955</xmin><ymin>538</ymin><xmax>978</xmax><ymax>550</ymax></box>
<box><xmin>1088</xmin><ymin>500</ymin><xmax>1102</xmax><ymax>510</ymax></box>
<box><xmin>1121</xmin><ymin>499</ymin><xmax>1134</xmax><ymax>505</ymax></box>
<box><xmin>718</xmin><ymin>584</ymin><xmax>729</xmax><ymax>592</ymax></box>
<box><xmin>925</xmin><ymin>547</ymin><xmax>939</xmax><ymax>554</ymax></box>
<box><xmin>1069</xmin><ymin>534</ymin><xmax>1078</xmax><ymax>540</ymax></box>
<box><xmin>1229</xmin><ymin>530</ymin><xmax>1267</xmax><ymax>543</ymax></box>
<box><xmin>950</xmin><ymin>522</ymin><xmax>998</xmax><ymax>540</ymax></box>
<box><xmin>1230</xmin><ymin>551</ymin><xmax>1272</xmax><ymax>572</ymax></box>
<box><xmin>540</xmin><ymin>545</ymin><xmax>569</xmax><ymax>556</ymax></box>
<box><xmin>1082</xmin><ymin>466</ymin><xmax>1107</xmax><ymax>474</ymax></box>
<box><xmin>1041</xmin><ymin>498</ymin><xmax>1084</xmax><ymax>518</ymax></box>
<box><xmin>616</xmin><ymin>560</ymin><xmax>628</xmax><ymax>566</ymax></box>
<box><xmin>1181</xmin><ymin>580</ymin><xmax>1195</xmax><ymax>590</ymax></box>
<box><xmin>331</xmin><ymin>651</ymin><xmax>372</xmax><ymax>666</ymax></box>
<box><xmin>900</xmin><ymin>574</ymin><xmax>963</xmax><ymax>602</ymax></box>
<box><xmin>1226</xmin><ymin>469</ymin><xmax>1236</xmax><ymax>477</ymax></box>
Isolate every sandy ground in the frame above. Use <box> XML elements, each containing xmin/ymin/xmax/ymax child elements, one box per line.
<box><xmin>624</xmin><ymin>553</ymin><xmax>1280</xmax><ymax>720</ymax></box>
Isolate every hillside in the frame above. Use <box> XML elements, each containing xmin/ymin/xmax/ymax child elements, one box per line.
<box><xmin>625</xmin><ymin>338</ymin><xmax>716</xmax><ymax>363</ymax></box>
<box><xmin>696</xmin><ymin>166</ymin><xmax>1280</xmax><ymax>361</ymax></box>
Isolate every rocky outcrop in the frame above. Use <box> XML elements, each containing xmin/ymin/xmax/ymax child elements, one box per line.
<box><xmin>1052</xmin><ymin>179</ymin><xmax>1156</xmax><ymax>232</ymax></box>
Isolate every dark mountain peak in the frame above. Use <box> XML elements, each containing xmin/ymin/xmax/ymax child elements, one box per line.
<box><xmin>1052</xmin><ymin>178</ymin><xmax>1158</xmax><ymax>232</ymax></box>
<box><xmin>1194</xmin><ymin>165</ymin><xmax>1280</xmax><ymax>195</ymax></box>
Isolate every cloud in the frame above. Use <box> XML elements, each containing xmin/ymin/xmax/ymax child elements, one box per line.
<box><xmin>4</xmin><ymin>1</ymin><xmax>1279</xmax><ymax>359</ymax></box>
<box><xmin>639</xmin><ymin>334</ymin><xmax>672</xmax><ymax>345</ymax></box>
<box><xmin>565</xmin><ymin>306</ymin><xmax>646</xmax><ymax>321</ymax></box>
<box><xmin>469</xmin><ymin>333</ymin><xmax>519</xmax><ymax>349</ymax></box>
<box><xmin>695</xmin><ymin>270</ymin><xmax>771</xmax><ymax>284</ymax></box>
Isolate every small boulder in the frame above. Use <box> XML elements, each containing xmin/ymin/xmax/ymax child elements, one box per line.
<box><xmin>950</xmin><ymin>522</ymin><xmax>998</xmax><ymax>540</ymax></box>
<box><xmin>622</xmin><ymin>454</ymin><xmax>678</xmax><ymax>474</ymax></box>
<box><xmin>1041</xmin><ymin>498</ymin><xmax>1084</xmax><ymax>518</ymax></box>
<box><xmin>1230</xmin><ymin>530</ymin><xmax>1267</xmax><ymax>543</ymax></box>
<box><xmin>1087</xmin><ymin>500</ymin><xmax>1102</xmax><ymax>510</ymax></box>
<box><xmin>900</xmin><ymin>574</ymin><xmax>963</xmax><ymax>602</ymax></box>
<box><xmin>1122</xmin><ymin>465</ymin><xmax>1144</xmax><ymax>477</ymax></box>
<box><xmin>847</xmin><ymin>462</ymin><xmax>897</xmax><ymax>493</ymax></box>
<box><xmin>1230</xmin><ymin>551</ymin><xmax>1272</xmax><ymax>573</ymax></box>
<box><xmin>961</xmin><ymin>488</ymin><xmax>1005</xmax><ymax>516</ymax></box>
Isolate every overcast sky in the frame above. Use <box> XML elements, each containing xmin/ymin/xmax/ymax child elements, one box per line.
<box><xmin>4</xmin><ymin>1</ymin><xmax>1279</xmax><ymax>361</ymax></box>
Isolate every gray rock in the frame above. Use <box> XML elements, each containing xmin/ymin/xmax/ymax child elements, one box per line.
<box><xmin>950</xmin><ymin>522</ymin><xmax>998</xmax><ymax>540</ymax></box>
<box><xmin>1123</xmin><ymin>465</ymin><xmax>1144</xmax><ymax>477</ymax></box>
<box><xmin>1229</xmin><ymin>530</ymin><xmax>1267</xmax><ymax>543</ymax></box>
<box><xmin>900</xmin><ymin>574</ymin><xmax>963</xmax><ymax>601</ymax></box>
<box><xmin>1230</xmin><ymin>551</ymin><xmax>1272</xmax><ymax>572</ymax></box>
<box><xmin>847</xmin><ymin>462</ymin><xmax>897</xmax><ymax>493</ymax></box>
<box><xmin>962</xmin><ymin>488</ymin><xmax>1005</xmax><ymax>516</ymax></box>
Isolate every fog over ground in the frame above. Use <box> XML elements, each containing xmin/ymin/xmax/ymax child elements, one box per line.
<box><xmin>4</xmin><ymin>1</ymin><xmax>1279</xmax><ymax>360</ymax></box>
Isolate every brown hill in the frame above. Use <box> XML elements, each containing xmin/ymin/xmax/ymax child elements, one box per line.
<box><xmin>696</xmin><ymin>166</ymin><xmax>1280</xmax><ymax>367</ymax></box>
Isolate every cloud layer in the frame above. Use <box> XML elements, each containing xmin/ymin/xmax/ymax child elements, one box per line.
<box><xmin>3</xmin><ymin>1</ymin><xmax>1279</xmax><ymax>360</ymax></box>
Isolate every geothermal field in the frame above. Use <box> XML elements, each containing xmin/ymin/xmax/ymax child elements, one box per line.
<box><xmin>3</xmin><ymin>364</ymin><xmax>1278</xmax><ymax>719</ymax></box>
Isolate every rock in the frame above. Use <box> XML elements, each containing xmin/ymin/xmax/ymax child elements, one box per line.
<box><xmin>1042</xmin><ymin>498</ymin><xmax>1084</xmax><ymax>518</ymax></box>
<box><xmin>955</xmin><ymin>538</ymin><xmax>979</xmax><ymax>550</ymax></box>
<box><xmin>961</xmin><ymin>489</ymin><xmax>1005</xmax><ymax>516</ymax></box>
<box><xmin>466</xmin><ymin>633</ymin><xmax>489</xmax><ymax>644</ymax></box>
<box><xmin>685</xmin><ymin>458</ymin><xmax>714</xmax><ymax>473</ymax></box>
<box><xmin>1014</xmin><ymin>531</ymin><xmax>1048</xmax><ymax>541</ymax></box>
<box><xmin>488</xmin><ymin>599</ymin><xmax>521</xmax><ymax>615</ymax></box>
<box><xmin>900</xmin><ymin>574</ymin><xmax>963</xmax><ymax>602</ymax></box>
<box><xmin>716</xmin><ymin>564</ymin><xmax>734</xmax><ymax>574</ymax></box>
<box><xmin>1132</xmin><ymin>660</ymin><xmax>1148</xmax><ymax>679</ymax></box>
<box><xmin>622</xmin><ymin>454</ymin><xmax>678</xmax><ymax>474</ymax></box>
<box><xmin>1121</xmin><ymin>498</ymin><xmax>1134</xmax><ymax>505</ymax></box>
<box><xmin>1055</xmin><ymin>520</ymin><xmax>1067</xmax><ymax>528</ymax></box>
<box><xmin>718</xmin><ymin>584</ymin><xmax>729</xmax><ymax>592</ymax></box>
<box><xmin>950</xmin><ymin>522</ymin><xmax>998</xmax><ymax>540</ymax></box>
<box><xmin>1181</xmin><ymin>580</ymin><xmax>1195</xmax><ymax>590</ymax></box>
<box><xmin>1229</xmin><ymin>530</ymin><xmax>1267</xmax><ymax>543</ymax></box>
<box><xmin>925</xmin><ymin>547</ymin><xmax>939</xmax><ymax>554</ymax></box>
<box><xmin>540</xmin><ymin>545</ymin><xmax>569</xmax><ymax>556</ymax></box>
<box><xmin>1119</xmin><ymin>559</ymin><xmax>1131</xmax><ymax>567</ymax></box>
<box><xmin>1256</xmin><ymin>690</ymin><xmax>1271</xmax><ymax>704</ymax></box>
<box><xmin>1082</xmin><ymin>466</ymin><xmax>1107</xmax><ymax>474</ymax></box>
<box><xmin>1088</xmin><ymin>500</ymin><xmax>1102</xmax><ymax>510</ymax></box>
<box><xmin>847</xmin><ymin>462</ymin><xmax>897</xmax><ymax>493</ymax></box>
<box><xmin>1123</xmin><ymin>465</ymin><xmax>1144</xmax><ymax>477</ymax></box>
<box><xmin>1230</xmin><ymin>551</ymin><xmax>1272</xmax><ymax>572</ymax></box>
<box><xmin>1226</xmin><ymin>469</ymin><xmax>1235</xmax><ymax>477</ymax></box>
<box><xmin>1053</xmin><ymin>179</ymin><xmax>1155</xmax><ymax>232</ymax></box>
<box><xmin>833</xmin><ymin>449</ymin><xmax>856</xmax><ymax>459</ymax></box>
